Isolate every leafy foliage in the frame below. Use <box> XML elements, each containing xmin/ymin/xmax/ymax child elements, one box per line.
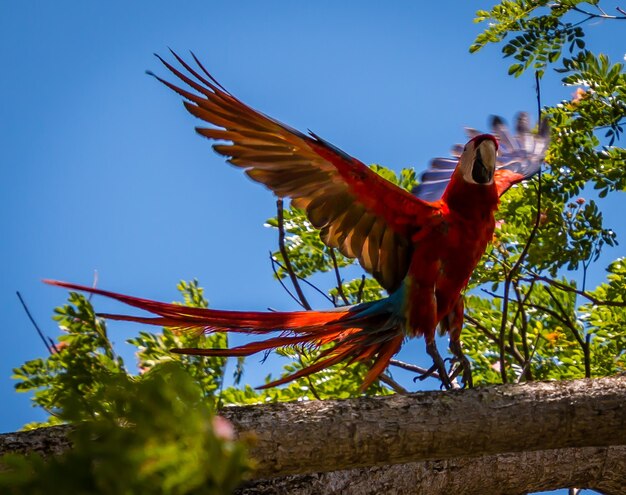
<box><xmin>549</xmin><ymin>51</ymin><xmax>626</xmax><ymax>197</ymax></box>
<box><xmin>471</xmin><ymin>0</ymin><xmax>589</xmax><ymax>78</ymax></box>
<box><xmin>472</xmin><ymin>2</ymin><xmax>626</xmax><ymax>197</ymax></box>
<box><xmin>464</xmin><ymin>0</ymin><xmax>626</xmax><ymax>385</ymax></box>
<box><xmin>2</xmin><ymin>363</ymin><xmax>251</xmax><ymax>495</ymax></box>
<box><xmin>12</xmin><ymin>291</ymin><xmax>127</xmax><ymax>429</ymax></box>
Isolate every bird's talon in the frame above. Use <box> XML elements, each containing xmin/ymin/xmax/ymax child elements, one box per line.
<box><xmin>426</xmin><ymin>341</ymin><xmax>453</xmax><ymax>390</ymax></box>
<box><xmin>413</xmin><ymin>364</ymin><xmax>438</xmax><ymax>382</ymax></box>
<box><xmin>449</xmin><ymin>340</ymin><xmax>474</xmax><ymax>388</ymax></box>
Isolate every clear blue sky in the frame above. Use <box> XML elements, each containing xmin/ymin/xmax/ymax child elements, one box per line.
<box><xmin>1</xmin><ymin>2</ymin><xmax>623</xmax><ymax>491</ymax></box>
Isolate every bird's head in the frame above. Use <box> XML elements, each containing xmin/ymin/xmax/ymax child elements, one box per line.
<box><xmin>456</xmin><ymin>134</ymin><xmax>498</xmax><ymax>186</ymax></box>
<box><xmin>441</xmin><ymin>133</ymin><xmax>500</xmax><ymax>213</ymax></box>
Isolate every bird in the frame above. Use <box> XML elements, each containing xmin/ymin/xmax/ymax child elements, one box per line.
<box><xmin>46</xmin><ymin>52</ymin><xmax>549</xmax><ymax>391</ymax></box>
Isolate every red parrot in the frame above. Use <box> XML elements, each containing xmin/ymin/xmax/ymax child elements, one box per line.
<box><xmin>46</xmin><ymin>52</ymin><xmax>549</xmax><ymax>390</ymax></box>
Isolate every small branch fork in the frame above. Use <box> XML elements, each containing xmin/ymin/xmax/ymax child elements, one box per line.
<box><xmin>16</xmin><ymin>292</ymin><xmax>63</xmax><ymax>419</ymax></box>
<box><xmin>274</xmin><ymin>199</ymin><xmax>327</xmax><ymax>398</ymax></box>
<box><xmin>569</xmin><ymin>4</ymin><xmax>626</xmax><ymax>21</ymax></box>
<box><xmin>389</xmin><ymin>359</ymin><xmax>439</xmax><ymax>379</ymax></box>
<box><xmin>522</xmin><ymin>273</ymin><xmax>626</xmax><ymax>308</ymax></box>
<box><xmin>329</xmin><ymin>248</ymin><xmax>350</xmax><ymax>306</ymax></box>
<box><xmin>269</xmin><ymin>255</ymin><xmax>334</xmax><ymax>306</ymax></box>
<box><xmin>276</xmin><ymin>198</ymin><xmax>312</xmax><ymax>311</ymax></box>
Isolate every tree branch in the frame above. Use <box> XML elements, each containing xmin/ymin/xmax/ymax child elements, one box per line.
<box><xmin>570</xmin><ymin>5</ymin><xmax>626</xmax><ymax>20</ymax></box>
<box><xmin>16</xmin><ymin>291</ymin><xmax>55</xmax><ymax>355</ymax></box>
<box><xmin>524</xmin><ymin>273</ymin><xmax>626</xmax><ymax>308</ymax></box>
<box><xmin>237</xmin><ymin>446</ymin><xmax>626</xmax><ymax>495</ymax></box>
<box><xmin>328</xmin><ymin>248</ymin><xmax>349</xmax><ymax>306</ymax></box>
<box><xmin>270</xmin><ymin>255</ymin><xmax>334</xmax><ymax>306</ymax></box>
<box><xmin>276</xmin><ymin>198</ymin><xmax>311</xmax><ymax>310</ymax></box>
<box><xmin>3</xmin><ymin>376</ymin><xmax>626</xmax><ymax>493</ymax></box>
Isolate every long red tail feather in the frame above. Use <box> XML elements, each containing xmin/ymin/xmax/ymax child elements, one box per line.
<box><xmin>44</xmin><ymin>279</ymin><xmax>403</xmax><ymax>390</ymax></box>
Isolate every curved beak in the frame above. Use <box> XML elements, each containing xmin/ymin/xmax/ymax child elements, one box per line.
<box><xmin>472</xmin><ymin>140</ymin><xmax>496</xmax><ymax>184</ymax></box>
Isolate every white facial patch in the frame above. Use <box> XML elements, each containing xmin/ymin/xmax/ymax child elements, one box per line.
<box><xmin>460</xmin><ymin>139</ymin><xmax>497</xmax><ymax>185</ymax></box>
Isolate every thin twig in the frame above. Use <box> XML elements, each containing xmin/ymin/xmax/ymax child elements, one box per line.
<box><xmin>379</xmin><ymin>373</ymin><xmax>408</xmax><ymax>394</ymax></box>
<box><xmin>543</xmin><ymin>285</ymin><xmax>591</xmax><ymax>378</ymax></box>
<box><xmin>582</xmin><ymin>258</ymin><xmax>590</xmax><ymax>293</ymax></box>
<box><xmin>513</xmin><ymin>280</ymin><xmax>533</xmax><ymax>381</ymax></box>
<box><xmin>356</xmin><ymin>275</ymin><xmax>367</xmax><ymax>303</ymax></box>
<box><xmin>516</xmin><ymin>330</ymin><xmax>543</xmax><ymax>384</ymax></box>
<box><xmin>276</xmin><ymin>198</ymin><xmax>311</xmax><ymax>310</ymax></box>
<box><xmin>16</xmin><ymin>291</ymin><xmax>56</xmax><ymax>355</ymax></box>
<box><xmin>275</xmin><ymin>199</ymin><xmax>327</xmax><ymax>396</ymax></box>
<box><xmin>464</xmin><ymin>314</ymin><xmax>498</xmax><ymax>343</ymax></box>
<box><xmin>525</xmin><ymin>302</ymin><xmax>582</xmax><ymax>341</ymax></box>
<box><xmin>496</xmin><ymin>72</ymin><xmax>545</xmax><ymax>383</ymax></box>
<box><xmin>498</xmin><ymin>278</ymin><xmax>511</xmax><ymax>383</ymax></box>
<box><xmin>524</xmin><ymin>298</ymin><xmax>591</xmax><ymax>376</ymax></box>
<box><xmin>486</xmin><ymin>250</ymin><xmax>511</xmax><ymax>271</ymax></box>
<box><xmin>595</xmin><ymin>3</ymin><xmax>609</xmax><ymax>17</ymax></box>
<box><xmin>536</xmin><ymin>71</ymin><xmax>542</xmax><ymax>122</ymax></box>
<box><xmin>595</xmin><ymin>119</ymin><xmax>626</xmax><ymax>131</ymax></box>
<box><xmin>329</xmin><ymin>249</ymin><xmax>350</xmax><ymax>306</ymax></box>
<box><xmin>88</xmin><ymin>270</ymin><xmax>99</xmax><ymax>302</ymax></box>
<box><xmin>584</xmin><ymin>334</ymin><xmax>592</xmax><ymax>379</ymax></box>
<box><xmin>523</xmin><ymin>273</ymin><xmax>626</xmax><ymax>308</ymax></box>
<box><xmin>508</xmin><ymin>174</ymin><xmax>542</xmax><ymax>276</ymax></box>
<box><xmin>481</xmin><ymin>288</ymin><xmax>502</xmax><ymax>300</ymax></box>
<box><xmin>295</xmin><ymin>348</ymin><xmax>322</xmax><ymax>401</ymax></box>
<box><xmin>466</xmin><ymin>313</ymin><xmax>532</xmax><ymax>376</ymax></box>
<box><xmin>467</xmin><ymin>304</ymin><xmax>530</xmax><ymax>368</ymax></box>
<box><xmin>571</xmin><ymin>5</ymin><xmax>626</xmax><ymax>20</ymax></box>
<box><xmin>508</xmin><ymin>281</ymin><xmax>525</xmax><ymax>370</ymax></box>
<box><xmin>544</xmin><ymin>286</ymin><xmax>586</xmax><ymax>348</ymax></box>
<box><xmin>493</xmin><ymin>237</ymin><xmax>513</xmax><ymax>383</ymax></box>
<box><xmin>305</xmin><ymin>375</ymin><xmax>322</xmax><ymax>401</ymax></box>
<box><xmin>270</xmin><ymin>254</ymin><xmax>335</xmax><ymax>305</ymax></box>
<box><xmin>389</xmin><ymin>359</ymin><xmax>438</xmax><ymax>379</ymax></box>
<box><xmin>269</xmin><ymin>254</ymin><xmax>305</xmax><ymax>308</ymax></box>
<box><xmin>16</xmin><ymin>291</ymin><xmax>103</xmax><ymax>418</ymax></box>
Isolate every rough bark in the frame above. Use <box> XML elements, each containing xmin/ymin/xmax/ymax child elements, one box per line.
<box><xmin>2</xmin><ymin>376</ymin><xmax>625</xmax><ymax>494</ymax></box>
<box><xmin>236</xmin><ymin>446</ymin><xmax>626</xmax><ymax>495</ymax></box>
<box><xmin>0</xmin><ymin>424</ymin><xmax>71</xmax><ymax>457</ymax></box>
<box><xmin>223</xmin><ymin>376</ymin><xmax>626</xmax><ymax>478</ymax></box>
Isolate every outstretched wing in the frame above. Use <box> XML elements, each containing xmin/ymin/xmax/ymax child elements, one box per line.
<box><xmin>152</xmin><ymin>52</ymin><xmax>439</xmax><ymax>292</ymax></box>
<box><xmin>414</xmin><ymin>113</ymin><xmax>549</xmax><ymax>201</ymax></box>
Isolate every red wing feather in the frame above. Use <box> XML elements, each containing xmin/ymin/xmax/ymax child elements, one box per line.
<box><xmin>152</xmin><ymin>51</ymin><xmax>440</xmax><ymax>291</ymax></box>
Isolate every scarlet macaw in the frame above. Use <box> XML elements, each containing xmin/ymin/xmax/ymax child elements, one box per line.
<box><xmin>46</xmin><ymin>53</ymin><xmax>549</xmax><ymax>390</ymax></box>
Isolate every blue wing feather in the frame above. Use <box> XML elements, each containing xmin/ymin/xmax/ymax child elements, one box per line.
<box><xmin>414</xmin><ymin>113</ymin><xmax>549</xmax><ymax>202</ymax></box>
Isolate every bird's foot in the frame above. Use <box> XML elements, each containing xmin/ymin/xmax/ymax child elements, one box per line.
<box><xmin>449</xmin><ymin>340</ymin><xmax>473</xmax><ymax>388</ymax></box>
<box><xmin>425</xmin><ymin>340</ymin><xmax>453</xmax><ymax>390</ymax></box>
<box><xmin>413</xmin><ymin>363</ymin><xmax>438</xmax><ymax>382</ymax></box>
